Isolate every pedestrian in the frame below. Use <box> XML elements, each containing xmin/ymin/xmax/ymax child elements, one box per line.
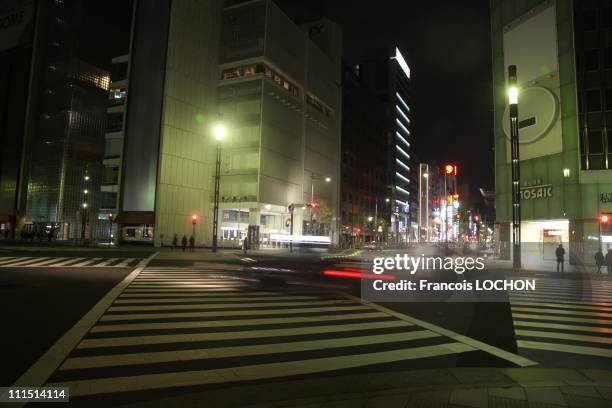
<box><xmin>595</xmin><ymin>248</ymin><xmax>605</xmax><ymax>274</ymax></box>
<box><xmin>606</xmin><ymin>248</ymin><xmax>612</xmax><ymax>274</ymax></box>
<box><xmin>242</xmin><ymin>236</ymin><xmax>248</xmax><ymax>254</ymax></box>
<box><xmin>189</xmin><ymin>235</ymin><xmax>195</xmax><ymax>252</ymax></box>
<box><xmin>555</xmin><ymin>243</ymin><xmax>565</xmax><ymax>273</ymax></box>
<box><xmin>172</xmin><ymin>234</ymin><xmax>178</xmax><ymax>251</ymax></box>
<box><xmin>181</xmin><ymin>235</ymin><xmax>187</xmax><ymax>252</ymax></box>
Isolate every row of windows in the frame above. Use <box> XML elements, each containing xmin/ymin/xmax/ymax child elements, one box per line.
<box><xmin>575</xmin><ymin>7</ymin><xmax>612</xmax><ymax>32</ymax></box>
<box><xmin>580</xmin><ymin>48</ymin><xmax>612</xmax><ymax>72</ymax></box>
<box><xmin>579</xmin><ymin>89</ymin><xmax>612</xmax><ymax>112</ymax></box>
<box><xmin>221</xmin><ymin>63</ymin><xmax>300</xmax><ymax>98</ymax></box>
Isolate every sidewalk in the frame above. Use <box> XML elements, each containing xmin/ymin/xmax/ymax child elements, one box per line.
<box><xmin>487</xmin><ymin>258</ymin><xmax>612</xmax><ymax>280</ymax></box>
<box><xmin>126</xmin><ymin>367</ymin><xmax>612</xmax><ymax>408</ymax></box>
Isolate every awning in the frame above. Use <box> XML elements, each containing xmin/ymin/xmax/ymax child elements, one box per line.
<box><xmin>114</xmin><ymin>211</ymin><xmax>155</xmax><ymax>225</ymax></box>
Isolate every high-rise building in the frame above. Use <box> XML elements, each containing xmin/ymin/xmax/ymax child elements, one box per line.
<box><xmin>340</xmin><ymin>63</ymin><xmax>390</xmax><ymax>246</ymax></box>
<box><xmin>491</xmin><ymin>0</ymin><xmax>612</xmax><ymax>266</ymax></box>
<box><xmin>217</xmin><ymin>0</ymin><xmax>342</xmax><ymax>246</ymax></box>
<box><xmin>1</xmin><ymin>0</ymin><xmax>112</xmax><ymax>241</ymax></box>
<box><xmin>355</xmin><ymin>47</ymin><xmax>415</xmax><ymax>244</ymax></box>
<box><xmin>107</xmin><ymin>0</ymin><xmax>222</xmax><ymax>245</ymax></box>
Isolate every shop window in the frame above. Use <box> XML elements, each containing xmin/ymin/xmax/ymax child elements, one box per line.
<box><xmin>585</xmin><ymin>49</ymin><xmax>599</xmax><ymax>71</ymax></box>
<box><xmin>587</xmin><ymin>89</ymin><xmax>601</xmax><ymax>112</ymax></box>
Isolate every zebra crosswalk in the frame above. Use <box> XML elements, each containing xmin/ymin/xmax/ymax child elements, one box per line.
<box><xmin>510</xmin><ymin>277</ymin><xmax>612</xmax><ymax>360</ymax></box>
<box><xmin>0</xmin><ymin>256</ymin><xmax>140</xmax><ymax>268</ymax></box>
<box><xmin>38</xmin><ymin>266</ymin><xmax>527</xmax><ymax>402</ymax></box>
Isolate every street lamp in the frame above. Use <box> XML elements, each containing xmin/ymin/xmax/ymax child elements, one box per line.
<box><xmin>212</xmin><ymin>122</ymin><xmax>224</xmax><ymax>253</ymax></box>
<box><xmin>192</xmin><ymin>214</ymin><xmax>197</xmax><ymax>242</ymax></box>
<box><xmin>599</xmin><ymin>214</ymin><xmax>609</xmax><ymax>250</ymax></box>
<box><xmin>508</xmin><ymin>65</ymin><xmax>521</xmax><ymax>270</ymax></box>
<box><xmin>108</xmin><ymin>213</ymin><xmax>114</xmax><ymax>247</ymax></box>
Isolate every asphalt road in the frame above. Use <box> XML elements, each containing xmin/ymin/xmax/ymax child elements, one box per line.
<box><xmin>0</xmin><ymin>266</ymin><xmax>132</xmax><ymax>385</ymax></box>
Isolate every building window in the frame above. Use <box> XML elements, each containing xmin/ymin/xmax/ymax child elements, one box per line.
<box><xmin>578</xmin><ymin>10</ymin><xmax>597</xmax><ymax>31</ymax></box>
<box><xmin>605</xmin><ymin>48</ymin><xmax>612</xmax><ymax>69</ymax></box>
<box><xmin>585</xmin><ymin>49</ymin><xmax>599</xmax><ymax>71</ymax></box>
<box><xmin>587</xmin><ymin>89</ymin><xmax>601</xmax><ymax>112</ymax></box>
<box><xmin>589</xmin><ymin>130</ymin><xmax>604</xmax><ymax>154</ymax></box>
<box><xmin>606</xmin><ymin>89</ymin><xmax>612</xmax><ymax>111</ymax></box>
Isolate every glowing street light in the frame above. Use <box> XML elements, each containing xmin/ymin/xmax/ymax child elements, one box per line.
<box><xmin>214</xmin><ymin>124</ymin><xmax>225</xmax><ymax>141</ymax></box>
<box><xmin>508</xmin><ymin>64</ymin><xmax>521</xmax><ymax>270</ymax></box>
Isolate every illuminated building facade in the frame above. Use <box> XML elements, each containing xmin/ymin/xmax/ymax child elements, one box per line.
<box><xmin>491</xmin><ymin>0</ymin><xmax>612</xmax><ymax>266</ymax></box>
<box><xmin>216</xmin><ymin>0</ymin><xmax>342</xmax><ymax>247</ymax></box>
<box><xmin>356</xmin><ymin>47</ymin><xmax>414</xmax><ymax>244</ymax></box>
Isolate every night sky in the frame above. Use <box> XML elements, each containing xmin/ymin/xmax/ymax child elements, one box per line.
<box><xmin>276</xmin><ymin>0</ymin><xmax>494</xmax><ymax>204</ymax></box>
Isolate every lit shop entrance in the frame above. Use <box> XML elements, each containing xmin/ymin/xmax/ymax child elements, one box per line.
<box><xmin>519</xmin><ymin>219</ymin><xmax>569</xmax><ymax>267</ymax></box>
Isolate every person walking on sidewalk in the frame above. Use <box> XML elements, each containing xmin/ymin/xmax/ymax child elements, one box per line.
<box><xmin>555</xmin><ymin>243</ymin><xmax>565</xmax><ymax>273</ymax></box>
<box><xmin>181</xmin><ymin>235</ymin><xmax>187</xmax><ymax>252</ymax></box>
<box><xmin>606</xmin><ymin>248</ymin><xmax>612</xmax><ymax>274</ymax></box>
<box><xmin>595</xmin><ymin>248</ymin><xmax>605</xmax><ymax>274</ymax></box>
<box><xmin>189</xmin><ymin>235</ymin><xmax>195</xmax><ymax>252</ymax></box>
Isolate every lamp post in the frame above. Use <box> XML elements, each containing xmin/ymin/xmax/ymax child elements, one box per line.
<box><xmin>107</xmin><ymin>213</ymin><xmax>114</xmax><ymax>247</ymax></box>
<box><xmin>212</xmin><ymin>123</ymin><xmax>225</xmax><ymax>253</ymax></box>
<box><xmin>192</xmin><ymin>214</ymin><xmax>197</xmax><ymax>241</ymax></box>
<box><xmin>508</xmin><ymin>65</ymin><xmax>521</xmax><ymax>270</ymax></box>
<box><xmin>309</xmin><ymin>173</ymin><xmax>331</xmax><ymax>235</ymax></box>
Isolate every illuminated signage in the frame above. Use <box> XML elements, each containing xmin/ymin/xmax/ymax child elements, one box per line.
<box><xmin>520</xmin><ymin>181</ymin><xmax>552</xmax><ymax>200</ymax></box>
<box><xmin>391</xmin><ymin>47</ymin><xmax>411</xmax><ymax>79</ymax></box>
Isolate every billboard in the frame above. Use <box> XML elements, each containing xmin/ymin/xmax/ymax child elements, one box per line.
<box><xmin>0</xmin><ymin>0</ymin><xmax>34</xmax><ymax>52</ymax></box>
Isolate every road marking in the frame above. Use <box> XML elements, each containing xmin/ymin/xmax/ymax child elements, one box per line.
<box><xmin>90</xmin><ymin>311</ymin><xmax>389</xmax><ymax>333</ymax></box>
<box><xmin>50</xmin><ymin>343</ymin><xmax>474</xmax><ymax>396</ymax></box>
<box><xmin>77</xmin><ymin>320</ymin><xmax>413</xmax><ymax>349</ymax></box>
<box><xmin>119</xmin><ymin>291</ymin><xmax>281</xmax><ymax>297</ymax></box>
<box><xmin>341</xmin><ymin>293</ymin><xmax>538</xmax><ymax>367</ymax></box>
<box><xmin>512</xmin><ymin>312</ymin><xmax>612</xmax><ymax>326</ymax></box>
<box><xmin>107</xmin><ymin>299</ymin><xmax>354</xmax><ymax>312</ymax></box>
<box><xmin>515</xmin><ymin>329</ymin><xmax>612</xmax><ymax>345</ymax></box>
<box><xmin>511</xmin><ymin>301</ymin><xmax>612</xmax><ymax>312</ymax></box>
<box><xmin>61</xmin><ymin>330</ymin><xmax>440</xmax><ymax>370</ymax></box>
<box><xmin>10</xmin><ymin>252</ymin><xmax>159</xmax><ymax>396</ymax></box>
<box><xmin>511</xmin><ymin>306</ymin><xmax>612</xmax><ymax>318</ymax></box>
<box><xmin>0</xmin><ymin>257</ymin><xmax>25</xmax><ymax>265</ymax></box>
<box><xmin>510</xmin><ymin>296</ymin><xmax>612</xmax><ymax>307</ymax></box>
<box><xmin>115</xmin><ymin>258</ymin><xmax>136</xmax><ymax>267</ymax></box>
<box><xmin>93</xmin><ymin>258</ymin><xmax>119</xmax><ymax>267</ymax></box>
<box><xmin>51</xmin><ymin>258</ymin><xmax>86</xmax><ymax>266</ymax></box>
<box><xmin>72</xmin><ymin>258</ymin><xmax>103</xmax><ymax>267</ymax></box>
<box><xmin>113</xmin><ymin>295</ymin><xmax>322</xmax><ymax>303</ymax></box>
<box><xmin>99</xmin><ymin>305</ymin><xmax>372</xmax><ymax>322</ymax></box>
<box><xmin>513</xmin><ymin>320</ymin><xmax>612</xmax><ymax>335</ymax></box>
<box><xmin>26</xmin><ymin>257</ymin><xmax>70</xmax><ymax>267</ymax></box>
<box><xmin>517</xmin><ymin>339</ymin><xmax>612</xmax><ymax>358</ymax></box>
<box><xmin>5</xmin><ymin>257</ymin><xmax>50</xmax><ymax>266</ymax></box>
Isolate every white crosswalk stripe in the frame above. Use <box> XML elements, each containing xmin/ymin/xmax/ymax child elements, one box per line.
<box><xmin>510</xmin><ymin>277</ymin><xmax>612</xmax><ymax>360</ymax></box>
<box><xmin>41</xmin><ymin>265</ymin><xmax>529</xmax><ymax>401</ymax></box>
<box><xmin>0</xmin><ymin>256</ymin><xmax>141</xmax><ymax>268</ymax></box>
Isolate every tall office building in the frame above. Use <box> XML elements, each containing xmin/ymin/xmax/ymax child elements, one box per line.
<box><xmin>1</xmin><ymin>0</ymin><xmax>112</xmax><ymax>240</ymax></box>
<box><xmin>105</xmin><ymin>0</ymin><xmax>222</xmax><ymax>245</ymax></box>
<box><xmin>216</xmin><ymin>0</ymin><xmax>342</xmax><ymax>246</ymax></box>
<box><xmin>491</xmin><ymin>0</ymin><xmax>612</xmax><ymax>266</ymax></box>
<box><xmin>357</xmin><ymin>47</ymin><xmax>414</xmax><ymax>243</ymax></box>
<box><xmin>340</xmin><ymin>63</ymin><xmax>390</xmax><ymax>246</ymax></box>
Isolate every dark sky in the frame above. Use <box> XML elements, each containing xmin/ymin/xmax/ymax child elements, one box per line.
<box><xmin>275</xmin><ymin>0</ymin><xmax>494</xmax><ymax>201</ymax></box>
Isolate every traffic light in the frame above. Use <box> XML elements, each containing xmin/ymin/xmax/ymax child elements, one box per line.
<box><xmin>108</xmin><ymin>213</ymin><xmax>114</xmax><ymax>221</ymax></box>
<box><xmin>308</xmin><ymin>201</ymin><xmax>319</xmax><ymax>208</ymax></box>
<box><xmin>192</xmin><ymin>214</ymin><xmax>198</xmax><ymax>224</ymax></box>
<box><xmin>456</xmin><ymin>213</ymin><xmax>461</xmax><ymax>220</ymax></box>
<box><xmin>473</xmin><ymin>215</ymin><xmax>480</xmax><ymax>222</ymax></box>
<box><xmin>445</xmin><ymin>164</ymin><xmax>454</xmax><ymax>174</ymax></box>
<box><xmin>601</xmin><ymin>214</ymin><xmax>609</xmax><ymax>223</ymax></box>
<box><xmin>288</xmin><ymin>204</ymin><xmax>294</xmax><ymax>212</ymax></box>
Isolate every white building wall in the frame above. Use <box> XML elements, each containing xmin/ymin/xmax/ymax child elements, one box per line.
<box><xmin>155</xmin><ymin>0</ymin><xmax>222</xmax><ymax>246</ymax></box>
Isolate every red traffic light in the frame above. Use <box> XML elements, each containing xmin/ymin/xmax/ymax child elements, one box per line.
<box><xmin>192</xmin><ymin>214</ymin><xmax>198</xmax><ymax>224</ymax></box>
<box><xmin>108</xmin><ymin>213</ymin><xmax>113</xmax><ymax>220</ymax></box>
<box><xmin>445</xmin><ymin>164</ymin><xmax>455</xmax><ymax>174</ymax></box>
<box><xmin>601</xmin><ymin>214</ymin><xmax>609</xmax><ymax>223</ymax></box>
<box><xmin>473</xmin><ymin>215</ymin><xmax>480</xmax><ymax>222</ymax></box>
<box><xmin>308</xmin><ymin>202</ymin><xmax>319</xmax><ymax>208</ymax></box>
